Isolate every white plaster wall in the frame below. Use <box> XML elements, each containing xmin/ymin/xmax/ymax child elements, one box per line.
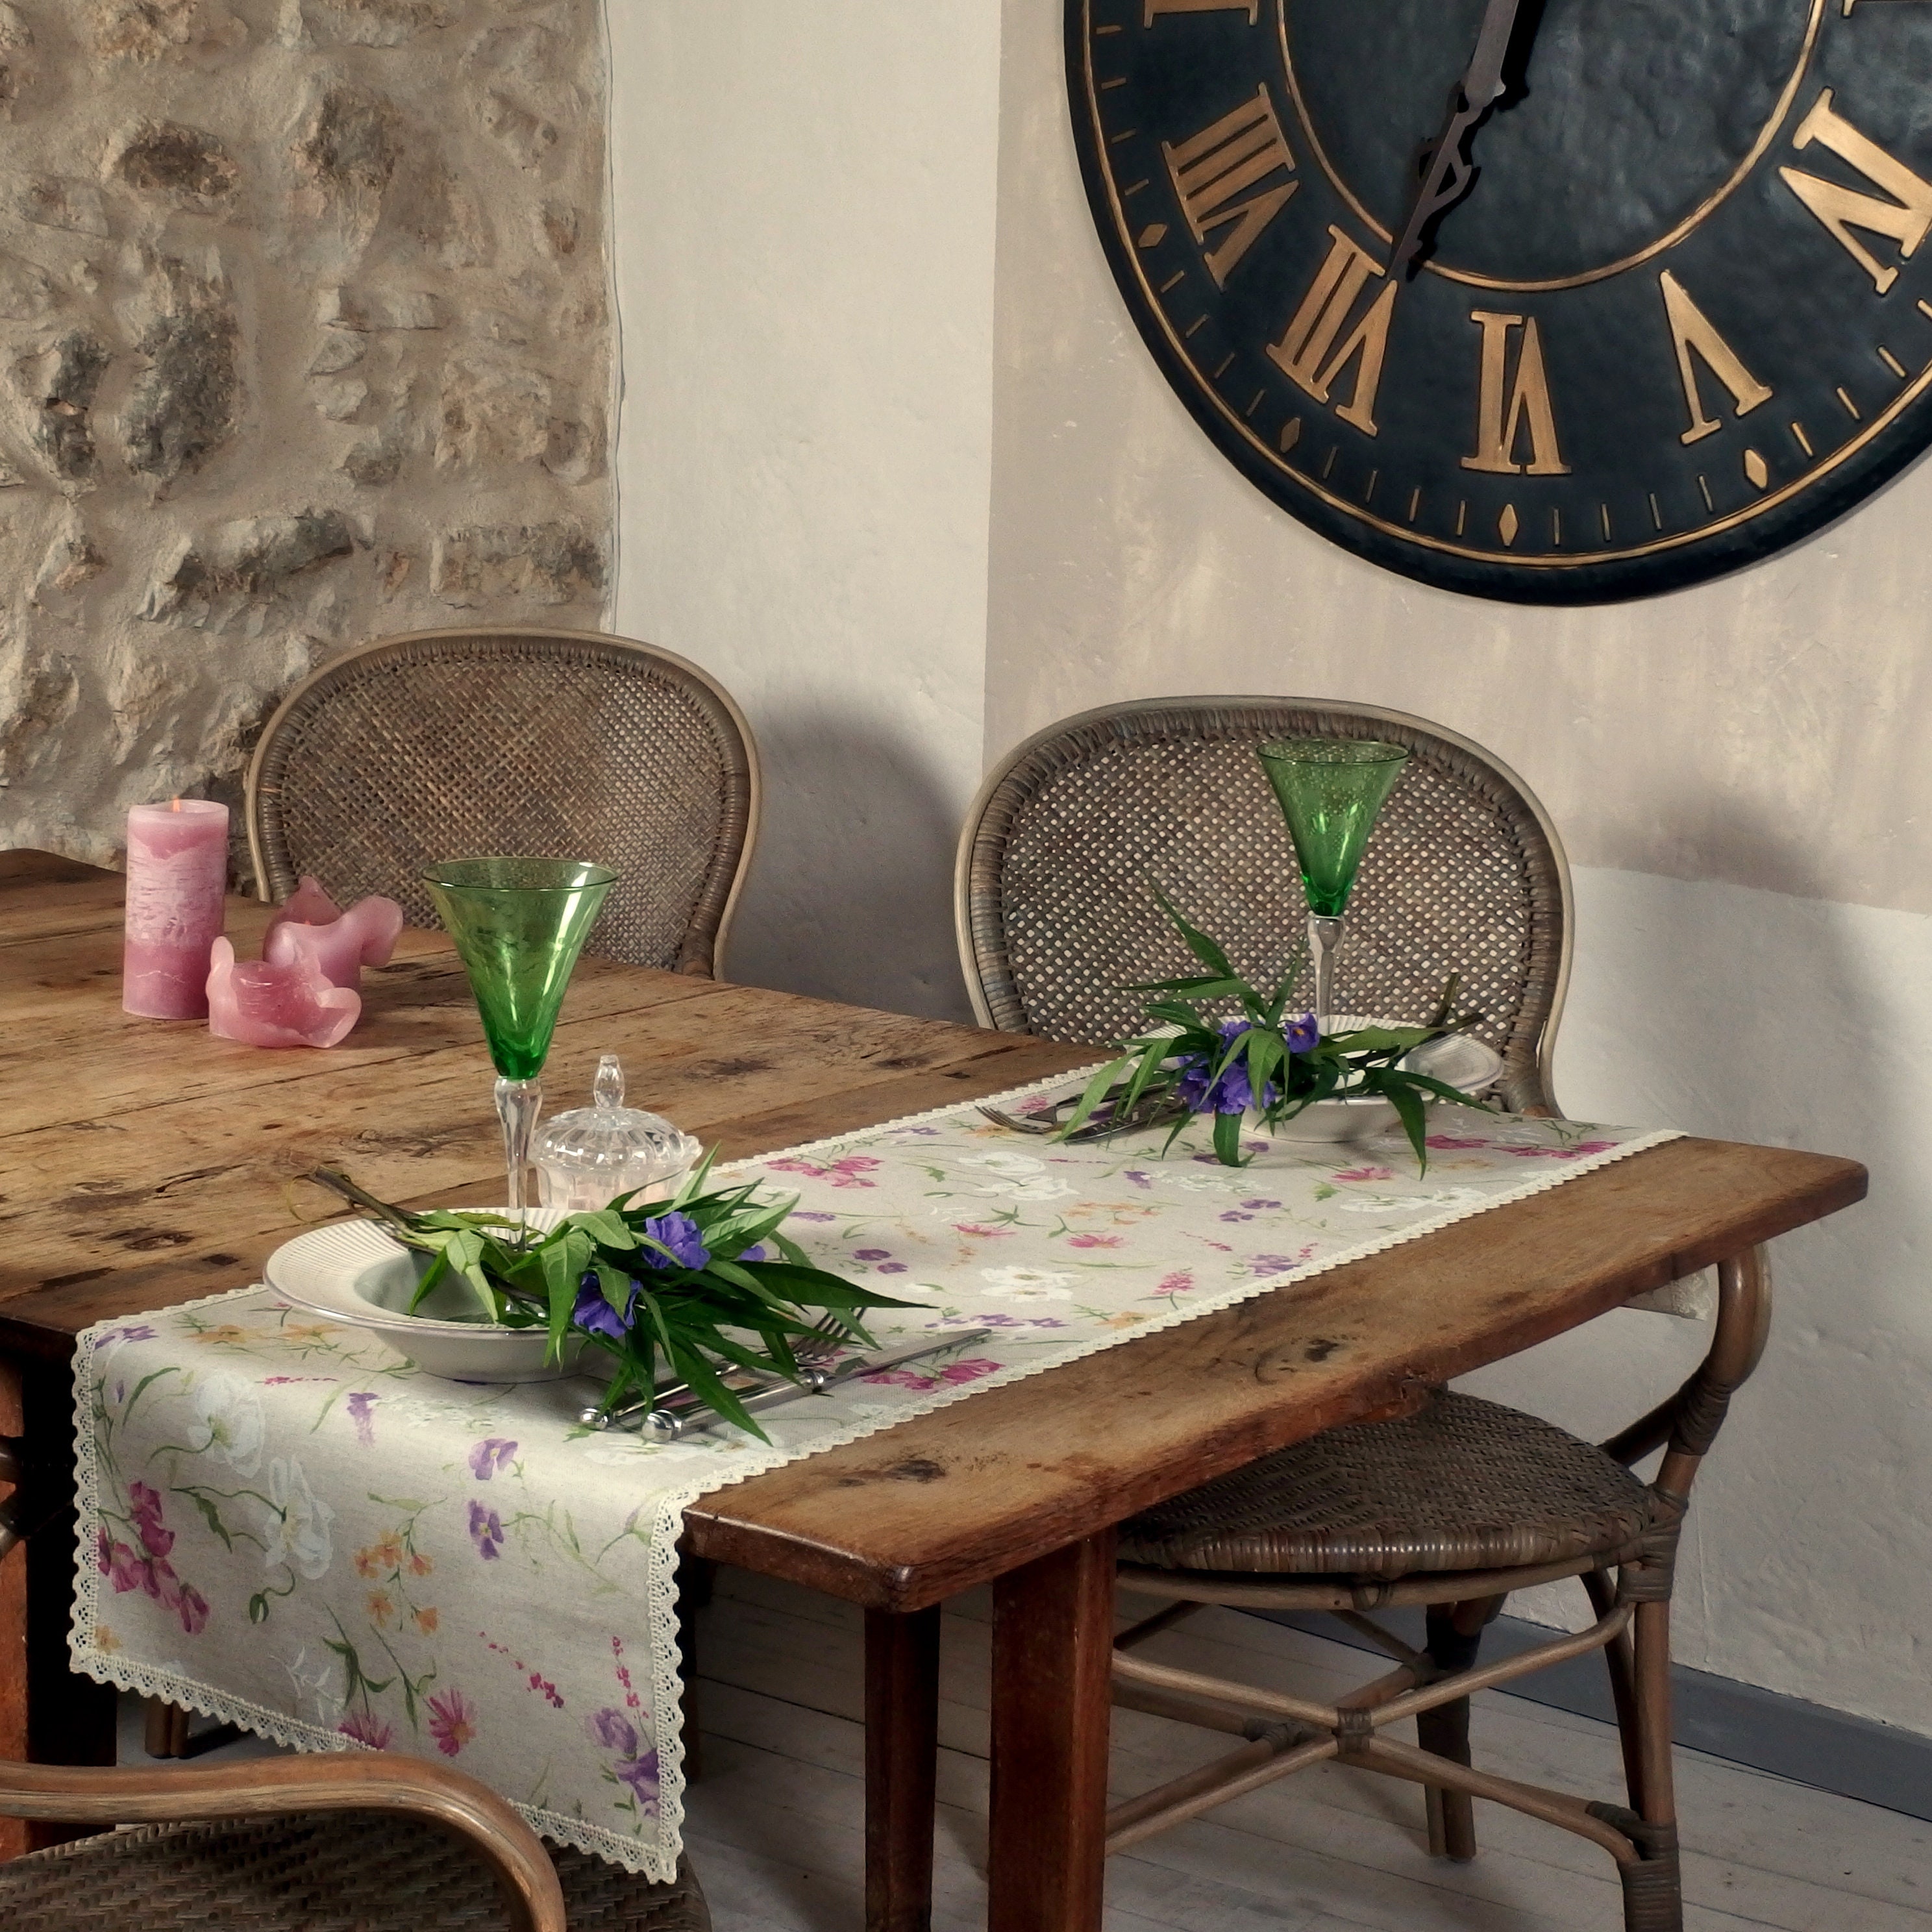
<box><xmin>605</xmin><ymin>0</ymin><xmax>1001</xmax><ymax>1020</ymax></box>
<box><xmin>979</xmin><ymin>0</ymin><xmax>1932</xmax><ymax>1731</ymax></box>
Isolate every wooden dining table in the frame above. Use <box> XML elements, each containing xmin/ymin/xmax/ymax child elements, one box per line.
<box><xmin>0</xmin><ymin>850</ymin><xmax>1869</xmax><ymax>1932</ymax></box>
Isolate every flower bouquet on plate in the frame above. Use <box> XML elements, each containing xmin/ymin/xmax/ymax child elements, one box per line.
<box><xmin>310</xmin><ymin>1160</ymin><xmax>910</xmax><ymax>1437</ymax></box>
<box><xmin>1058</xmin><ymin>889</ymin><xmax>1493</xmax><ymax>1170</ymax></box>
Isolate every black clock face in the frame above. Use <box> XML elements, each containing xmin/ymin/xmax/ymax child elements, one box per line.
<box><xmin>1067</xmin><ymin>0</ymin><xmax>1932</xmax><ymax>603</ymax></box>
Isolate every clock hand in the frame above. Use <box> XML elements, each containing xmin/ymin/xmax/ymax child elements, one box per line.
<box><xmin>1389</xmin><ymin>0</ymin><xmax>1533</xmax><ymax>279</ymax></box>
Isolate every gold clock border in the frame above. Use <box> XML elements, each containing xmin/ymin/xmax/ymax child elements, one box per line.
<box><xmin>1080</xmin><ymin>0</ymin><xmax>1927</xmax><ymax>571</ymax></box>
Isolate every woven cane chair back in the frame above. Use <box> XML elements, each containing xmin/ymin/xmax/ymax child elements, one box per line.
<box><xmin>956</xmin><ymin>698</ymin><xmax>1572</xmax><ymax>1114</ymax></box>
<box><xmin>247</xmin><ymin>629</ymin><xmax>759</xmax><ymax>976</ymax></box>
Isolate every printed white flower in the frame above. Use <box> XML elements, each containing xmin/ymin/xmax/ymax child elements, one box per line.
<box><xmin>1154</xmin><ymin>1172</ymin><xmax>1247</xmax><ymax>1195</ymax></box>
<box><xmin>958</xmin><ymin>1152</ymin><xmax>1047</xmax><ymax>1177</ymax></box>
<box><xmin>280</xmin><ymin>1644</ymin><xmax>346</xmax><ymax>1726</ymax></box>
<box><xmin>1337</xmin><ymin>1187</ymin><xmax>1488</xmax><ymax>1215</ymax></box>
<box><xmin>980</xmin><ymin>1267</ymin><xmax>1075</xmax><ymax>1302</ymax></box>
<box><xmin>259</xmin><ymin>1457</ymin><xmax>335</xmax><ymax>1580</ymax></box>
<box><xmin>190</xmin><ymin>1373</ymin><xmax>264</xmax><ymax>1475</ymax></box>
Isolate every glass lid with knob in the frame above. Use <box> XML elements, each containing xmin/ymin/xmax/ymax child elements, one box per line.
<box><xmin>531</xmin><ymin>1055</ymin><xmax>701</xmax><ymax>1211</ymax></box>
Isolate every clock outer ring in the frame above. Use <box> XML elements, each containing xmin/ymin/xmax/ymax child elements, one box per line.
<box><xmin>1064</xmin><ymin>0</ymin><xmax>1932</xmax><ymax>606</ymax></box>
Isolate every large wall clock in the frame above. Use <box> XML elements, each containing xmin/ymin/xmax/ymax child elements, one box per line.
<box><xmin>1067</xmin><ymin>0</ymin><xmax>1932</xmax><ymax>603</ymax></box>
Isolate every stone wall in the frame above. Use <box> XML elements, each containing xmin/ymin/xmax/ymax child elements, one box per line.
<box><xmin>0</xmin><ymin>0</ymin><xmax>612</xmax><ymax>876</ymax></box>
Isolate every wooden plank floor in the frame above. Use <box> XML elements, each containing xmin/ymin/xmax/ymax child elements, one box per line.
<box><xmin>117</xmin><ymin>1566</ymin><xmax>1932</xmax><ymax>1929</ymax></box>
<box><xmin>683</xmin><ymin>1570</ymin><xmax>1932</xmax><ymax>1932</ymax></box>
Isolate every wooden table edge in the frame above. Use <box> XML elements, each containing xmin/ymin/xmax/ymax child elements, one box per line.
<box><xmin>682</xmin><ymin>1139</ymin><xmax>1868</xmax><ymax>1611</ymax></box>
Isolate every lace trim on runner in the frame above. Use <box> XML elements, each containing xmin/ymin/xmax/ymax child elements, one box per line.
<box><xmin>68</xmin><ymin>1063</ymin><xmax>1683</xmax><ymax>1882</ymax></box>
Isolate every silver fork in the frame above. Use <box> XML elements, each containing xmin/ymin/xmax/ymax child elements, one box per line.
<box><xmin>578</xmin><ymin>1311</ymin><xmax>850</xmax><ymax>1431</ymax></box>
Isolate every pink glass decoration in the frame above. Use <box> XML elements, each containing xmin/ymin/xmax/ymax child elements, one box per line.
<box><xmin>123</xmin><ymin>799</ymin><xmax>230</xmax><ymax>1020</ymax></box>
<box><xmin>206</xmin><ymin>935</ymin><xmax>361</xmax><ymax>1049</ymax></box>
<box><xmin>263</xmin><ymin>876</ymin><xmax>404</xmax><ymax>989</ymax></box>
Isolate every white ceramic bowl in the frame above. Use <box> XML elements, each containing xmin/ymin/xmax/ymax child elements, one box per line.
<box><xmin>1261</xmin><ymin>1020</ymin><xmax>1505</xmax><ymax>1146</ymax></box>
<box><xmin>265</xmin><ymin>1209</ymin><xmax>592</xmax><ymax>1383</ymax></box>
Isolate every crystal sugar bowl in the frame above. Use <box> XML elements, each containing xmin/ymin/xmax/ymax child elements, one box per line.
<box><xmin>531</xmin><ymin>1055</ymin><xmax>701</xmax><ymax>1211</ymax></box>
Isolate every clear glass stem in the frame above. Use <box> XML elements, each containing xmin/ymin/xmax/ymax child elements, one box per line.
<box><xmin>495</xmin><ymin>1076</ymin><xmax>543</xmax><ymax>1222</ymax></box>
<box><xmin>1308</xmin><ymin>913</ymin><xmax>1344</xmax><ymax>1027</ymax></box>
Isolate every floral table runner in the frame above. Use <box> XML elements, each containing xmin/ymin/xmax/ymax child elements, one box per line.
<box><xmin>71</xmin><ymin>1078</ymin><xmax>1676</xmax><ymax>1880</ymax></box>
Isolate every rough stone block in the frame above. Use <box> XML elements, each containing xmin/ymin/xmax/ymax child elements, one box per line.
<box><xmin>14</xmin><ymin>177</ymin><xmax>110</xmax><ymax>238</ymax></box>
<box><xmin>342</xmin><ymin>436</ymin><xmax>402</xmax><ymax>487</ymax></box>
<box><xmin>430</xmin><ymin>521</ymin><xmax>603</xmax><ymax>606</ymax></box>
<box><xmin>308</xmin><ymin>332</ymin><xmax>365</xmax><ymax>375</ymax></box>
<box><xmin>144</xmin><ymin>510</ymin><xmax>359</xmax><ymax>618</ymax></box>
<box><xmin>123</xmin><ymin>260</ymin><xmax>241</xmax><ymax>485</ymax></box>
<box><xmin>85</xmin><ymin>0</ymin><xmax>247</xmax><ymax>64</ymax></box>
<box><xmin>0</xmin><ymin>639</ymin><xmax>80</xmax><ymax>782</ymax></box>
<box><xmin>18</xmin><ymin>330</ymin><xmax>111</xmax><ymax>480</ymax></box>
<box><xmin>34</xmin><ymin>521</ymin><xmax>108</xmax><ymax>601</ymax></box>
<box><xmin>278</xmin><ymin>0</ymin><xmax>447</xmax><ymax>48</ymax></box>
<box><xmin>310</xmin><ymin>375</ymin><xmax>367</xmax><ymax>421</ymax></box>
<box><xmin>0</xmin><ymin>253</ymin><xmax>58</xmax><ymax>321</ymax></box>
<box><xmin>114</xmin><ymin>122</ymin><xmax>240</xmax><ymax>207</ymax></box>
<box><xmin>317</xmin><ymin>284</ymin><xmax>444</xmax><ymax>330</ymax></box>
<box><xmin>480</xmin><ymin>91</ymin><xmax>558</xmax><ymax>169</ymax></box>
<box><xmin>0</xmin><ymin>4</ymin><xmax>37</xmax><ymax>119</ymax></box>
<box><xmin>297</xmin><ymin>82</ymin><xmax>402</xmax><ymax>195</ymax></box>
<box><xmin>436</xmin><ymin>352</ymin><xmax>552</xmax><ymax>469</ymax></box>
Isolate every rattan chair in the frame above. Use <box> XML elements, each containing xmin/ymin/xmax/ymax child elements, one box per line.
<box><xmin>956</xmin><ymin>698</ymin><xmax>1757</xmax><ymax>1929</ymax></box>
<box><xmin>0</xmin><ymin>1441</ymin><xmax>710</xmax><ymax>1932</ymax></box>
<box><xmin>247</xmin><ymin>628</ymin><xmax>760</xmax><ymax>975</ymax></box>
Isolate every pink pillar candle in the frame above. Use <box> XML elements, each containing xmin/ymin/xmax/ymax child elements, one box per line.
<box><xmin>123</xmin><ymin>799</ymin><xmax>230</xmax><ymax>1019</ymax></box>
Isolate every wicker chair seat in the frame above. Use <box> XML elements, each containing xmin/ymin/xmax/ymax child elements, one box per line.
<box><xmin>0</xmin><ymin>1811</ymin><xmax>709</xmax><ymax>1932</ymax></box>
<box><xmin>1119</xmin><ymin>1392</ymin><xmax>1655</xmax><ymax>1579</ymax></box>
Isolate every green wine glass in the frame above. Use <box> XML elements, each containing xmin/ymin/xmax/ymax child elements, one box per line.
<box><xmin>1256</xmin><ymin>739</ymin><xmax>1409</xmax><ymax>1024</ymax></box>
<box><xmin>422</xmin><ymin>857</ymin><xmax>617</xmax><ymax>1220</ymax></box>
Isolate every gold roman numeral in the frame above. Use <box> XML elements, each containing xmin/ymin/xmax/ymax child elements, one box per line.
<box><xmin>1461</xmin><ymin>310</ymin><xmax>1569</xmax><ymax>476</ymax></box>
<box><xmin>1779</xmin><ymin>89</ymin><xmax>1932</xmax><ymax>293</ymax></box>
<box><xmin>1162</xmin><ymin>86</ymin><xmax>1297</xmax><ymax>286</ymax></box>
<box><xmin>1267</xmin><ymin>226</ymin><xmax>1396</xmax><ymax>437</ymax></box>
<box><xmin>1658</xmin><ymin>271</ymin><xmax>1772</xmax><ymax>445</ymax></box>
<box><xmin>1144</xmin><ymin>0</ymin><xmax>1259</xmax><ymax>21</ymax></box>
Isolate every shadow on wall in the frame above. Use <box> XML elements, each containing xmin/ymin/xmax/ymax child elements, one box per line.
<box><xmin>723</xmin><ymin>712</ymin><xmax>976</xmax><ymax>1026</ymax></box>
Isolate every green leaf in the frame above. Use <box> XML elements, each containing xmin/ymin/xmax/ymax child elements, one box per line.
<box><xmin>1383</xmin><ymin>1079</ymin><xmax>1430</xmax><ymax>1172</ymax></box>
<box><xmin>1149</xmin><ymin>880</ymin><xmax>1237</xmax><ymax>981</ymax></box>
<box><xmin>1211</xmin><ymin>1108</ymin><xmax>1248</xmax><ymax>1167</ymax></box>
<box><xmin>1054</xmin><ymin>1053</ymin><xmax>1135</xmax><ymax>1141</ymax></box>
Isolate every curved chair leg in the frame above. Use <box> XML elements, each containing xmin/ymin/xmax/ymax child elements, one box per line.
<box><xmin>1417</xmin><ymin>1600</ymin><xmax>1492</xmax><ymax>1861</ymax></box>
<box><xmin>1616</xmin><ymin>1596</ymin><xmax>1683</xmax><ymax>1931</ymax></box>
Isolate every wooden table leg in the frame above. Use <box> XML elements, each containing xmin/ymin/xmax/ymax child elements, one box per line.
<box><xmin>987</xmin><ymin>1529</ymin><xmax>1117</xmax><ymax>1932</ymax></box>
<box><xmin>0</xmin><ymin>1353</ymin><xmax>118</xmax><ymax>1860</ymax></box>
<box><xmin>865</xmin><ymin>1604</ymin><xmax>941</xmax><ymax>1932</ymax></box>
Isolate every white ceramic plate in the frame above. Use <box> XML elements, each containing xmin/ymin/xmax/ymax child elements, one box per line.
<box><xmin>265</xmin><ymin>1209</ymin><xmax>592</xmax><ymax>1383</ymax></box>
<box><xmin>1264</xmin><ymin>1017</ymin><xmax>1504</xmax><ymax>1145</ymax></box>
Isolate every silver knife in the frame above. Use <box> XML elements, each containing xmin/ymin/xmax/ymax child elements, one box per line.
<box><xmin>610</xmin><ymin>1330</ymin><xmax>993</xmax><ymax>1440</ymax></box>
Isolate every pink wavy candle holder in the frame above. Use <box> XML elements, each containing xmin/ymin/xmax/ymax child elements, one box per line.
<box><xmin>263</xmin><ymin>877</ymin><xmax>404</xmax><ymax>989</ymax></box>
<box><xmin>206</xmin><ymin>935</ymin><xmax>362</xmax><ymax>1049</ymax></box>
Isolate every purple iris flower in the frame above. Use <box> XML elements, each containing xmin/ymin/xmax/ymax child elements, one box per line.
<box><xmin>572</xmin><ymin>1276</ymin><xmax>635</xmax><ymax>1341</ymax></box>
<box><xmin>1176</xmin><ymin>1021</ymin><xmax>1270</xmax><ymax>1115</ymax></box>
<box><xmin>640</xmin><ymin>1211</ymin><xmax>710</xmax><ymax>1272</ymax></box>
<box><xmin>739</xmin><ymin>1245</ymin><xmax>766</xmax><ymax>1263</ymax></box>
<box><xmin>1284</xmin><ymin>1011</ymin><xmax>1320</xmax><ymax>1054</ymax></box>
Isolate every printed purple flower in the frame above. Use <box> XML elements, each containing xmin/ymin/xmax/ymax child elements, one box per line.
<box><xmin>1284</xmin><ymin>1011</ymin><xmax>1320</xmax><ymax>1054</ymax></box>
<box><xmin>467</xmin><ymin>1437</ymin><xmax>518</xmax><ymax>1480</ymax></box>
<box><xmin>615</xmin><ymin>1749</ymin><xmax>660</xmax><ymax>1807</ymax></box>
<box><xmin>853</xmin><ymin>1248</ymin><xmax>891</xmax><ymax>1261</ymax></box>
<box><xmin>571</xmin><ymin>1276</ymin><xmax>635</xmax><ymax>1342</ymax></box>
<box><xmin>587</xmin><ymin>1706</ymin><xmax>639</xmax><ymax>1757</ymax></box>
<box><xmin>1241</xmin><ymin>1198</ymin><xmax>1282</xmax><ymax>1211</ymax></box>
<box><xmin>877</xmin><ymin>1262</ymin><xmax>908</xmax><ymax>1275</ymax></box>
<box><xmin>1250</xmin><ymin>1255</ymin><xmax>1304</xmax><ymax>1274</ymax></box>
<box><xmin>1124</xmin><ymin>1170</ymin><xmax>1152</xmax><ymax>1190</ymax></box>
<box><xmin>347</xmin><ymin>1392</ymin><xmax>378</xmax><ymax>1448</ymax></box>
<box><xmin>94</xmin><ymin>1528</ymin><xmax>112</xmax><ymax>1575</ymax></box>
<box><xmin>128</xmin><ymin>1481</ymin><xmax>173</xmax><ymax>1558</ymax></box>
<box><xmin>340</xmin><ymin>1712</ymin><xmax>395</xmax><ymax>1750</ymax></box>
<box><xmin>468</xmin><ymin>1500</ymin><xmax>504</xmax><ymax>1560</ymax></box>
<box><xmin>790</xmin><ymin>1211</ymin><xmax>837</xmax><ymax>1222</ymax></box>
<box><xmin>639</xmin><ymin>1211</ymin><xmax>710</xmax><ymax>1272</ymax></box>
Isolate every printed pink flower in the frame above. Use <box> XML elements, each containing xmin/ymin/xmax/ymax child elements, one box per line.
<box><xmin>767</xmin><ymin>1154</ymin><xmax>881</xmax><ymax>1188</ymax></box>
<box><xmin>104</xmin><ymin>1539</ymin><xmax>145</xmax><ymax>1594</ymax></box>
<box><xmin>1067</xmin><ymin>1233</ymin><xmax>1122</xmax><ymax>1248</ymax></box>
<box><xmin>427</xmin><ymin>1689</ymin><xmax>477</xmax><ymax>1757</ymax></box>
<box><xmin>128</xmin><ymin>1482</ymin><xmax>173</xmax><ymax>1558</ymax></box>
<box><xmin>1504</xmin><ymin>1139</ymin><xmax>1616</xmax><ymax>1161</ymax></box>
<box><xmin>938</xmin><ymin>1359</ymin><xmax>998</xmax><ymax>1385</ymax></box>
<box><xmin>1154</xmin><ymin>1270</ymin><xmax>1195</xmax><ymax>1295</ymax></box>
<box><xmin>467</xmin><ymin>1438</ymin><xmax>517</xmax><ymax>1480</ymax></box>
<box><xmin>340</xmin><ymin>1712</ymin><xmax>394</xmax><ymax>1749</ymax></box>
<box><xmin>1334</xmin><ymin>1165</ymin><xmax>1395</xmax><ymax>1183</ymax></box>
<box><xmin>174</xmin><ymin>1583</ymin><xmax>210</xmax><ymax>1635</ymax></box>
<box><xmin>952</xmin><ymin>1224</ymin><xmax>1011</xmax><ymax>1238</ymax></box>
<box><xmin>1426</xmin><ymin>1135</ymin><xmax>1489</xmax><ymax>1150</ymax></box>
